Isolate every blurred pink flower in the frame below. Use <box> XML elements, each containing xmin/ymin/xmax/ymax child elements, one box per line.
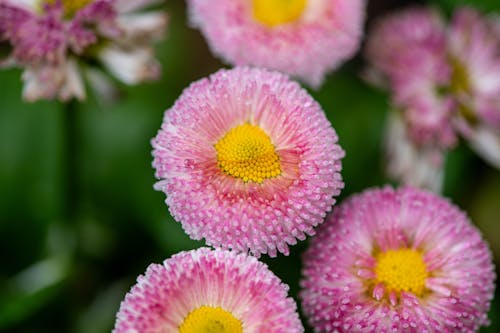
<box><xmin>365</xmin><ymin>7</ymin><xmax>456</xmax><ymax>149</ymax></box>
<box><xmin>365</xmin><ymin>7</ymin><xmax>446</xmax><ymax>81</ymax></box>
<box><xmin>301</xmin><ymin>186</ymin><xmax>495</xmax><ymax>333</ymax></box>
<box><xmin>448</xmin><ymin>7</ymin><xmax>500</xmax><ymax>168</ymax></box>
<box><xmin>151</xmin><ymin>67</ymin><xmax>344</xmax><ymax>257</ymax></box>
<box><xmin>113</xmin><ymin>247</ymin><xmax>304</xmax><ymax>333</ymax></box>
<box><xmin>449</xmin><ymin>8</ymin><xmax>500</xmax><ymax>129</ymax></box>
<box><xmin>365</xmin><ymin>6</ymin><xmax>500</xmax><ymax>189</ymax></box>
<box><xmin>187</xmin><ymin>0</ymin><xmax>366</xmax><ymax>88</ymax></box>
<box><xmin>0</xmin><ymin>0</ymin><xmax>167</xmax><ymax>101</ymax></box>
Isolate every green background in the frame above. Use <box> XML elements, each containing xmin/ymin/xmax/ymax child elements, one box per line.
<box><xmin>0</xmin><ymin>0</ymin><xmax>499</xmax><ymax>332</ymax></box>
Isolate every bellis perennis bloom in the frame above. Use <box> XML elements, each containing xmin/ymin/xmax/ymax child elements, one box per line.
<box><xmin>301</xmin><ymin>186</ymin><xmax>495</xmax><ymax>333</ymax></box>
<box><xmin>365</xmin><ymin>7</ymin><xmax>455</xmax><ymax>192</ymax></box>
<box><xmin>365</xmin><ymin>7</ymin><xmax>456</xmax><ymax>149</ymax></box>
<box><xmin>448</xmin><ymin>7</ymin><xmax>500</xmax><ymax>169</ymax></box>
<box><xmin>0</xmin><ymin>0</ymin><xmax>167</xmax><ymax>101</ymax></box>
<box><xmin>365</xmin><ymin>7</ymin><xmax>500</xmax><ymax>191</ymax></box>
<box><xmin>187</xmin><ymin>0</ymin><xmax>366</xmax><ymax>88</ymax></box>
<box><xmin>113</xmin><ymin>248</ymin><xmax>304</xmax><ymax>333</ymax></box>
<box><xmin>152</xmin><ymin>67</ymin><xmax>344</xmax><ymax>257</ymax></box>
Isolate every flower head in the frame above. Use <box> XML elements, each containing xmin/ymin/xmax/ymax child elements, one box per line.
<box><xmin>113</xmin><ymin>247</ymin><xmax>304</xmax><ymax>333</ymax></box>
<box><xmin>365</xmin><ymin>7</ymin><xmax>456</xmax><ymax>149</ymax></box>
<box><xmin>448</xmin><ymin>7</ymin><xmax>500</xmax><ymax>169</ymax></box>
<box><xmin>449</xmin><ymin>8</ymin><xmax>500</xmax><ymax>130</ymax></box>
<box><xmin>187</xmin><ymin>0</ymin><xmax>366</xmax><ymax>88</ymax></box>
<box><xmin>364</xmin><ymin>7</ymin><xmax>458</xmax><ymax>191</ymax></box>
<box><xmin>301</xmin><ymin>186</ymin><xmax>495</xmax><ymax>332</ymax></box>
<box><xmin>151</xmin><ymin>67</ymin><xmax>344</xmax><ymax>257</ymax></box>
<box><xmin>0</xmin><ymin>0</ymin><xmax>168</xmax><ymax>101</ymax></box>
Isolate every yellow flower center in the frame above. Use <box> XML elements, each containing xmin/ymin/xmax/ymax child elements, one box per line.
<box><xmin>252</xmin><ymin>0</ymin><xmax>307</xmax><ymax>27</ymax></box>
<box><xmin>43</xmin><ymin>0</ymin><xmax>94</xmax><ymax>18</ymax></box>
<box><xmin>374</xmin><ymin>248</ymin><xmax>428</xmax><ymax>296</ymax></box>
<box><xmin>450</xmin><ymin>56</ymin><xmax>470</xmax><ymax>95</ymax></box>
<box><xmin>449</xmin><ymin>56</ymin><xmax>477</xmax><ymax>123</ymax></box>
<box><xmin>178</xmin><ymin>306</ymin><xmax>243</xmax><ymax>333</ymax></box>
<box><xmin>214</xmin><ymin>123</ymin><xmax>282</xmax><ymax>184</ymax></box>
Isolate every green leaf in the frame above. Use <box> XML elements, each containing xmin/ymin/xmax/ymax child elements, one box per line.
<box><xmin>432</xmin><ymin>0</ymin><xmax>500</xmax><ymax>13</ymax></box>
<box><xmin>0</xmin><ymin>256</ymin><xmax>69</xmax><ymax>329</ymax></box>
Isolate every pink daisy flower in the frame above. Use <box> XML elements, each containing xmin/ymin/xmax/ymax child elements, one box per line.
<box><xmin>0</xmin><ymin>0</ymin><xmax>167</xmax><ymax>101</ymax></box>
<box><xmin>113</xmin><ymin>247</ymin><xmax>304</xmax><ymax>333</ymax></box>
<box><xmin>449</xmin><ymin>7</ymin><xmax>500</xmax><ymax>130</ymax></box>
<box><xmin>301</xmin><ymin>186</ymin><xmax>495</xmax><ymax>332</ymax></box>
<box><xmin>364</xmin><ymin>7</ymin><xmax>457</xmax><ymax>191</ymax></box>
<box><xmin>448</xmin><ymin>7</ymin><xmax>500</xmax><ymax>169</ymax></box>
<box><xmin>365</xmin><ymin>7</ymin><xmax>456</xmax><ymax>149</ymax></box>
<box><xmin>151</xmin><ymin>67</ymin><xmax>344</xmax><ymax>257</ymax></box>
<box><xmin>186</xmin><ymin>0</ymin><xmax>366</xmax><ymax>88</ymax></box>
<box><xmin>365</xmin><ymin>7</ymin><xmax>446</xmax><ymax>82</ymax></box>
<box><xmin>365</xmin><ymin>6</ymin><xmax>500</xmax><ymax>187</ymax></box>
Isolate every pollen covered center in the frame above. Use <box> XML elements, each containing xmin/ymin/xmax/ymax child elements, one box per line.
<box><xmin>178</xmin><ymin>306</ymin><xmax>243</xmax><ymax>333</ymax></box>
<box><xmin>450</xmin><ymin>56</ymin><xmax>470</xmax><ymax>95</ymax></box>
<box><xmin>44</xmin><ymin>0</ymin><xmax>94</xmax><ymax>18</ymax></box>
<box><xmin>252</xmin><ymin>0</ymin><xmax>307</xmax><ymax>27</ymax></box>
<box><xmin>375</xmin><ymin>248</ymin><xmax>428</xmax><ymax>296</ymax></box>
<box><xmin>215</xmin><ymin>123</ymin><xmax>282</xmax><ymax>183</ymax></box>
<box><xmin>449</xmin><ymin>56</ymin><xmax>476</xmax><ymax>122</ymax></box>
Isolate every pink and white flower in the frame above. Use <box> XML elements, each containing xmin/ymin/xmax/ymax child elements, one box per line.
<box><xmin>365</xmin><ymin>7</ymin><xmax>456</xmax><ymax>149</ymax></box>
<box><xmin>449</xmin><ymin>8</ymin><xmax>500</xmax><ymax>129</ymax></box>
<box><xmin>366</xmin><ymin>6</ymin><xmax>500</xmax><ymax>187</ymax></box>
<box><xmin>301</xmin><ymin>186</ymin><xmax>495</xmax><ymax>332</ymax></box>
<box><xmin>448</xmin><ymin>7</ymin><xmax>500</xmax><ymax>168</ymax></box>
<box><xmin>187</xmin><ymin>0</ymin><xmax>366</xmax><ymax>88</ymax></box>
<box><xmin>0</xmin><ymin>0</ymin><xmax>167</xmax><ymax>101</ymax></box>
<box><xmin>151</xmin><ymin>67</ymin><xmax>344</xmax><ymax>257</ymax></box>
<box><xmin>364</xmin><ymin>7</ymin><xmax>458</xmax><ymax>191</ymax></box>
<box><xmin>113</xmin><ymin>247</ymin><xmax>304</xmax><ymax>333</ymax></box>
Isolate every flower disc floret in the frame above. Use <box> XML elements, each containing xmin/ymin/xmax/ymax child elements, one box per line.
<box><xmin>113</xmin><ymin>248</ymin><xmax>304</xmax><ymax>333</ymax></box>
<box><xmin>179</xmin><ymin>306</ymin><xmax>243</xmax><ymax>333</ymax></box>
<box><xmin>300</xmin><ymin>186</ymin><xmax>495</xmax><ymax>332</ymax></box>
<box><xmin>374</xmin><ymin>248</ymin><xmax>428</xmax><ymax>296</ymax></box>
<box><xmin>152</xmin><ymin>67</ymin><xmax>344</xmax><ymax>257</ymax></box>
<box><xmin>215</xmin><ymin>123</ymin><xmax>282</xmax><ymax>183</ymax></box>
<box><xmin>252</xmin><ymin>0</ymin><xmax>307</xmax><ymax>27</ymax></box>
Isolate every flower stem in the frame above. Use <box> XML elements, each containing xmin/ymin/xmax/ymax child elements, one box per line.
<box><xmin>62</xmin><ymin>100</ymin><xmax>79</xmax><ymax>223</ymax></box>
